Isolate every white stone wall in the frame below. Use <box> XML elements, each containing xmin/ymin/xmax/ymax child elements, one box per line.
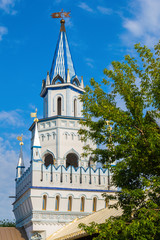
<box><xmin>29</xmin><ymin>188</ymin><xmax>117</xmax><ymax>239</ymax></box>
<box><xmin>31</xmin><ymin>118</ymin><xmax>96</xmax><ymax>168</ymax></box>
<box><xmin>32</xmin><ymin>163</ymin><xmax>114</xmax><ymax>190</ymax></box>
<box><xmin>16</xmin><ymin>166</ymin><xmax>32</xmax><ymax>199</ymax></box>
<box><xmin>43</xmin><ymin>84</ymin><xmax>84</xmax><ymax>118</ymax></box>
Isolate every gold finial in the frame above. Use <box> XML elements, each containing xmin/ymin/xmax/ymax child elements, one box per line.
<box><xmin>51</xmin><ymin>9</ymin><xmax>71</xmax><ymax>32</ymax></box>
<box><xmin>17</xmin><ymin>134</ymin><xmax>24</xmax><ymax>145</ymax></box>
<box><xmin>30</xmin><ymin>108</ymin><xmax>38</xmax><ymax>122</ymax></box>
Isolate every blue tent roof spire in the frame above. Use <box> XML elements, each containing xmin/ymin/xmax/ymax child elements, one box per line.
<box><xmin>50</xmin><ymin>19</ymin><xmax>76</xmax><ymax>83</ymax></box>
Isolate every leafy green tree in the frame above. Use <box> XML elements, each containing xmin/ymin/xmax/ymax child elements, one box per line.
<box><xmin>79</xmin><ymin>42</ymin><xmax>160</xmax><ymax>239</ymax></box>
<box><xmin>0</xmin><ymin>219</ymin><xmax>16</xmax><ymax>227</ymax></box>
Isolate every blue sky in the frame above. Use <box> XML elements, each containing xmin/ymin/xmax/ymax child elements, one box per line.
<box><xmin>0</xmin><ymin>0</ymin><xmax>160</xmax><ymax>220</ymax></box>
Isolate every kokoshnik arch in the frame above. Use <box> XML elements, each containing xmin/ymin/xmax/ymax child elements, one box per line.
<box><xmin>13</xmin><ymin>15</ymin><xmax>117</xmax><ymax>240</ymax></box>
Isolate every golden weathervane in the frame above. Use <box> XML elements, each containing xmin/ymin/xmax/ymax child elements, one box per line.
<box><xmin>30</xmin><ymin>108</ymin><xmax>38</xmax><ymax>122</ymax></box>
<box><xmin>17</xmin><ymin>134</ymin><xmax>24</xmax><ymax>145</ymax></box>
<box><xmin>51</xmin><ymin>9</ymin><xmax>71</xmax><ymax>19</ymax></box>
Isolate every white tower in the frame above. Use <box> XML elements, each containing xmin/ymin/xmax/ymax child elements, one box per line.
<box><xmin>16</xmin><ymin>141</ymin><xmax>25</xmax><ymax>179</ymax></box>
<box><xmin>13</xmin><ymin>19</ymin><xmax>116</xmax><ymax>240</ymax></box>
<box><xmin>32</xmin><ymin>118</ymin><xmax>42</xmax><ymax>162</ymax></box>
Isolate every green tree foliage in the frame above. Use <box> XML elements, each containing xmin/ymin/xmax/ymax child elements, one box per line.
<box><xmin>0</xmin><ymin>219</ymin><xmax>16</xmax><ymax>227</ymax></box>
<box><xmin>79</xmin><ymin>42</ymin><xmax>160</xmax><ymax>239</ymax></box>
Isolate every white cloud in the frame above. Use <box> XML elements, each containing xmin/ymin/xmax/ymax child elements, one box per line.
<box><xmin>3</xmin><ymin>132</ymin><xmax>30</xmax><ymax>141</ymax></box>
<box><xmin>0</xmin><ymin>110</ymin><xmax>24</xmax><ymax>127</ymax></box>
<box><xmin>121</xmin><ymin>0</ymin><xmax>160</xmax><ymax>47</ymax></box>
<box><xmin>97</xmin><ymin>6</ymin><xmax>112</xmax><ymax>15</ymax></box>
<box><xmin>78</xmin><ymin>2</ymin><xmax>94</xmax><ymax>13</ymax></box>
<box><xmin>0</xmin><ymin>135</ymin><xmax>30</xmax><ymax>220</ymax></box>
<box><xmin>0</xmin><ymin>137</ymin><xmax>18</xmax><ymax>219</ymax></box>
<box><xmin>65</xmin><ymin>18</ymin><xmax>73</xmax><ymax>28</ymax></box>
<box><xmin>0</xmin><ymin>26</ymin><xmax>8</xmax><ymax>40</ymax></box>
<box><xmin>0</xmin><ymin>0</ymin><xmax>17</xmax><ymax>14</ymax></box>
<box><xmin>85</xmin><ymin>58</ymin><xmax>94</xmax><ymax>68</ymax></box>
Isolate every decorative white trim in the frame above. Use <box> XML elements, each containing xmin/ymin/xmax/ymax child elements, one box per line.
<box><xmin>63</xmin><ymin>148</ymin><xmax>81</xmax><ymax>160</ymax></box>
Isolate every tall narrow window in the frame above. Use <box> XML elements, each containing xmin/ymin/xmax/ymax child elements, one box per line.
<box><xmin>57</xmin><ymin>97</ymin><xmax>61</xmax><ymax>115</ymax></box>
<box><xmin>74</xmin><ymin>99</ymin><xmax>77</xmax><ymax>117</ymax></box>
<box><xmin>42</xmin><ymin>195</ymin><xmax>47</xmax><ymax>210</ymax></box>
<box><xmin>80</xmin><ymin>197</ymin><xmax>85</xmax><ymax>212</ymax></box>
<box><xmin>68</xmin><ymin>196</ymin><xmax>72</xmax><ymax>211</ymax></box>
<box><xmin>92</xmin><ymin>197</ymin><xmax>97</xmax><ymax>212</ymax></box>
<box><xmin>55</xmin><ymin>196</ymin><xmax>60</xmax><ymax>211</ymax></box>
<box><xmin>42</xmin><ymin>135</ymin><xmax>44</xmax><ymax>142</ymax></box>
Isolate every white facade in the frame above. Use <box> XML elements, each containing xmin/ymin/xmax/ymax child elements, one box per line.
<box><xmin>30</xmin><ymin>117</ymin><xmax>95</xmax><ymax>167</ymax></box>
<box><xmin>42</xmin><ymin>83</ymin><xmax>83</xmax><ymax>119</ymax></box>
<box><xmin>13</xmin><ymin>19</ymin><xmax>117</xmax><ymax>240</ymax></box>
<box><xmin>14</xmin><ymin>163</ymin><xmax>116</xmax><ymax>240</ymax></box>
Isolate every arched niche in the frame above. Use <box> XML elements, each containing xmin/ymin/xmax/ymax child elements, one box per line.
<box><xmin>43</xmin><ymin>153</ymin><xmax>54</xmax><ymax>167</ymax></box>
<box><xmin>66</xmin><ymin>153</ymin><xmax>78</xmax><ymax>168</ymax></box>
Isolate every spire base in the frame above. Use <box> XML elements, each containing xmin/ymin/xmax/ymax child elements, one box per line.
<box><xmin>60</xmin><ymin>19</ymin><xmax>66</xmax><ymax>32</ymax></box>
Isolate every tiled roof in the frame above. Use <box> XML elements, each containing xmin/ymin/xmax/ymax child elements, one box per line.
<box><xmin>0</xmin><ymin>227</ymin><xmax>27</xmax><ymax>240</ymax></box>
<box><xmin>47</xmin><ymin>207</ymin><xmax>123</xmax><ymax>240</ymax></box>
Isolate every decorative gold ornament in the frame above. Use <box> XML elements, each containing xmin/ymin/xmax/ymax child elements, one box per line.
<box><xmin>17</xmin><ymin>134</ymin><xmax>24</xmax><ymax>145</ymax></box>
<box><xmin>30</xmin><ymin>108</ymin><xmax>38</xmax><ymax>122</ymax></box>
<box><xmin>51</xmin><ymin>9</ymin><xmax>71</xmax><ymax>19</ymax></box>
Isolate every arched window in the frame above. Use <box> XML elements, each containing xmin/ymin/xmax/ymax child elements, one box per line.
<box><xmin>92</xmin><ymin>197</ymin><xmax>97</xmax><ymax>212</ymax></box>
<box><xmin>71</xmin><ymin>133</ymin><xmax>74</xmax><ymax>140</ymax></box>
<box><xmin>55</xmin><ymin>196</ymin><xmax>60</xmax><ymax>211</ymax></box>
<box><xmin>66</xmin><ymin>153</ymin><xmax>78</xmax><ymax>168</ymax></box>
<box><xmin>42</xmin><ymin>195</ymin><xmax>47</xmax><ymax>210</ymax></box>
<box><xmin>80</xmin><ymin>197</ymin><xmax>85</xmax><ymax>212</ymax></box>
<box><xmin>57</xmin><ymin>97</ymin><xmax>61</xmax><ymax>115</ymax></box>
<box><xmin>53</xmin><ymin>132</ymin><xmax>56</xmax><ymax>140</ymax></box>
<box><xmin>44</xmin><ymin>153</ymin><xmax>54</xmax><ymax>167</ymax></box>
<box><xmin>74</xmin><ymin>99</ymin><xmax>77</xmax><ymax>117</ymax></box>
<box><xmin>41</xmin><ymin>135</ymin><xmax>44</xmax><ymax>142</ymax></box>
<box><xmin>68</xmin><ymin>196</ymin><xmax>72</xmax><ymax>211</ymax></box>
